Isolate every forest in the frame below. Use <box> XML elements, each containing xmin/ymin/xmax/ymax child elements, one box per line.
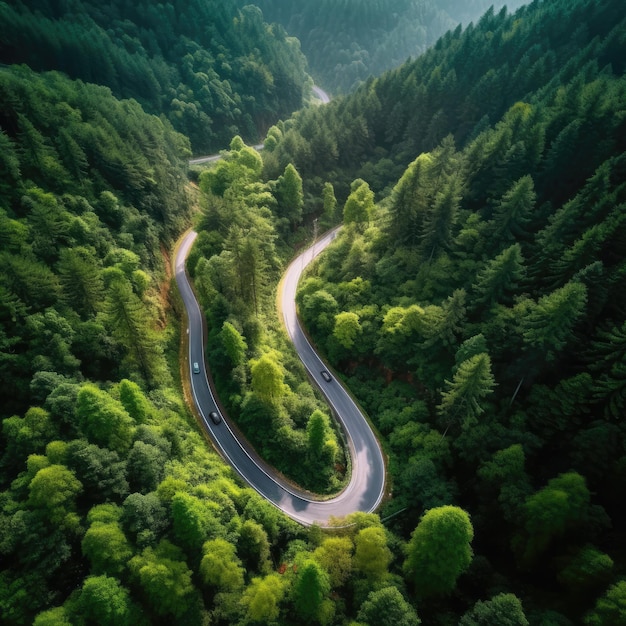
<box><xmin>237</xmin><ymin>0</ymin><xmax>525</xmax><ymax>94</ymax></box>
<box><xmin>0</xmin><ymin>0</ymin><xmax>309</xmax><ymax>153</ymax></box>
<box><xmin>2</xmin><ymin>0</ymin><xmax>626</xmax><ymax>624</ymax></box>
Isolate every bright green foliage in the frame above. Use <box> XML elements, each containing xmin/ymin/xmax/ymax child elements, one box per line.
<box><xmin>357</xmin><ymin>586</ymin><xmax>421</xmax><ymax>626</ymax></box>
<box><xmin>388</xmin><ymin>154</ymin><xmax>433</xmax><ymax>245</ymax></box>
<box><xmin>344</xmin><ymin>179</ymin><xmax>375</xmax><ymax>228</ymax></box>
<box><xmin>220</xmin><ymin>321</ymin><xmax>248</xmax><ymax>367</ymax></box>
<box><xmin>241</xmin><ymin>573</ymin><xmax>287</xmax><ymax>623</ymax></box>
<box><xmin>75</xmin><ymin>384</ymin><xmax>134</xmax><ymax>453</ymax></box>
<box><xmin>306</xmin><ymin>409</ymin><xmax>339</xmax><ymax>472</ymax></box>
<box><xmin>28</xmin><ymin>464</ymin><xmax>82</xmax><ymax>523</ymax></box>
<box><xmin>33</xmin><ymin>607</ymin><xmax>72</xmax><ymax>626</ymax></box>
<box><xmin>250</xmin><ymin>354</ymin><xmax>287</xmax><ymax>404</ymax></box>
<box><xmin>301</xmin><ymin>290</ymin><xmax>340</xmax><ymax>336</ymax></box>
<box><xmin>333</xmin><ymin>311</ymin><xmax>362</xmax><ymax>349</ymax></box>
<box><xmin>479</xmin><ymin>444</ymin><xmax>527</xmax><ymax>486</ymax></box>
<box><xmin>459</xmin><ymin>593</ymin><xmax>529</xmax><ymax>626</ymax></box>
<box><xmin>291</xmin><ymin>558</ymin><xmax>332</xmax><ymax>623</ymax></box>
<box><xmin>585</xmin><ymin>581</ymin><xmax>626</xmax><ymax>626</ymax></box>
<box><xmin>200</xmin><ymin>538</ymin><xmax>245</xmax><ymax>591</ymax></box>
<box><xmin>313</xmin><ymin>536</ymin><xmax>354</xmax><ymax>587</ymax></box>
<box><xmin>237</xmin><ymin>519</ymin><xmax>272</xmax><ymax>575</ymax></box>
<box><xmin>118</xmin><ymin>379</ymin><xmax>153</xmax><ymax>424</ymax></box>
<box><xmin>454</xmin><ymin>335</ymin><xmax>488</xmax><ymax>369</ymax></box>
<box><xmin>404</xmin><ymin>505</ymin><xmax>474</xmax><ymax>598</ymax></box>
<box><xmin>437</xmin><ymin>353</ymin><xmax>495</xmax><ymax>430</ymax></box>
<box><xmin>171</xmin><ymin>492</ymin><xmax>222</xmax><ymax>553</ymax></box>
<box><xmin>77</xmin><ymin>575</ymin><xmax>145</xmax><ymax>626</ymax></box>
<box><xmin>307</xmin><ymin>410</ymin><xmax>330</xmax><ymax>458</ymax></box>
<box><xmin>1</xmin><ymin>407</ymin><xmax>57</xmax><ymax>472</ymax></box>
<box><xmin>353</xmin><ymin>526</ymin><xmax>392</xmax><ymax>580</ymax></box>
<box><xmin>275</xmin><ymin>163</ymin><xmax>304</xmax><ymax>231</ymax></box>
<box><xmin>200</xmin><ymin>141</ymin><xmax>263</xmax><ymax>197</ymax></box>
<box><xmin>82</xmin><ymin>521</ymin><xmax>133</xmax><ymax>576</ymax></box>
<box><xmin>3</xmin><ymin>1</ymin><xmax>626</xmax><ymax>624</ymax></box>
<box><xmin>322</xmin><ymin>182</ymin><xmax>339</xmax><ymax>224</ymax></box>
<box><xmin>129</xmin><ymin>541</ymin><xmax>196</xmax><ymax>618</ymax></box>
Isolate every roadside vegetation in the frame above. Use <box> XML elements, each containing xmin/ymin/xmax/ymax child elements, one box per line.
<box><xmin>1</xmin><ymin>0</ymin><xmax>625</xmax><ymax>624</ymax></box>
<box><xmin>189</xmin><ymin>139</ymin><xmax>347</xmax><ymax>493</ymax></box>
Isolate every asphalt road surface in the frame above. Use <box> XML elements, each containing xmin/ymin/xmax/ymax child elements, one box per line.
<box><xmin>176</xmin><ymin>228</ymin><xmax>385</xmax><ymax>525</ymax></box>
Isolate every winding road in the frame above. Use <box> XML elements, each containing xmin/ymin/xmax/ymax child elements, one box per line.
<box><xmin>175</xmin><ymin>229</ymin><xmax>386</xmax><ymax>525</ymax></box>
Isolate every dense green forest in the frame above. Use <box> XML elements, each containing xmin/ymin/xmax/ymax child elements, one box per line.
<box><xmin>285</xmin><ymin>0</ymin><xmax>626</xmax><ymax>623</ymax></box>
<box><xmin>263</xmin><ymin>0</ymin><xmax>626</xmax><ymax>208</ymax></box>
<box><xmin>2</xmin><ymin>0</ymin><xmax>626</xmax><ymax>624</ymax></box>
<box><xmin>188</xmin><ymin>137</ymin><xmax>347</xmax><ymax>493</ymax></box>
<box><xmin>237</xmin><ymin>0</ymin><xmax>525</xmax><ymax>94</ymax></box>
<box><xmin>0</xmin><ymin>0</ymin><xmax>309</xmax><ymax>152</ymax></box>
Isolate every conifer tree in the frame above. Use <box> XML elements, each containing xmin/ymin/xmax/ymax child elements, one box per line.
<box><xmin>472</xmin><ymin>243</ymin><xmax>525</xmax><ymax>309</ymax></box>
<box><xmin>104</xmin><ymin>277</ymin><xmax>166</xmax><ymax>386</ymax></box>
<box><xmin>275</xmin><ymin>163</ymin><xmax>304</xmax><ymax>231</ymax></box>
<box><xmin>490</xmin><ymin>175</ymin><xmax>535</xmax><ymax>245</ymax></box>
<box><xmin>519</xmin><ymin>281</ymin><xmax>587</xmax><ymax>362</ymax></box>
<box><xmin>438</xmin><ymin>353</ymin><xmax>495</xmax><ymax>431</ymax></box>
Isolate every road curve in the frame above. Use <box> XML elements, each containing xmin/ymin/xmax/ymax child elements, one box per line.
<box><xmin>176</xmin><ymin>229</ymin><xmax>386</xmax><ymax>525</ymax></box>
<box><xmin>312</xmin><ymin>85</ymin><xmax>331</xmax><ymax>104</ymax></box>
<box><xmin>188</xmin><ymin>86</ymin><xmax>329</xmax><ymax>164</ymax></box>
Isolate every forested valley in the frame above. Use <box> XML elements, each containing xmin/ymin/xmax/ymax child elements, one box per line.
<box><xmin>0</xmin><ymin>0</ymin><xmax>309</xmax><ymax>153</ymax></box>
<box><xmin>2</xmin><ymin>0</ymin><xmax>626</xmax><ymax>625</ymax></box>
<box><xmin>238</xmin><ymin>0</ymin><xmax>525</xmax><ymax>94</ymax></box>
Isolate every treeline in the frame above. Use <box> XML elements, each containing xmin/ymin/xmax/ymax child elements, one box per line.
<box><xmin>239</xmin><ymin>0</ymin><xmax>525</xmax><ymax>94</ymax></box>
<box><xmin>289</xmin><ymin>0</ymin><xmax>626</xmax><ymax>622</ymax></box>
<box><xmin>264</xmin><ymin>0</ymin><xmax>626</xmax><ymax>207</ymax></box>
<box><xmin>0</xmin><ymin>0</ymin><xmax>309</xmax><ymax>152</ymax></box>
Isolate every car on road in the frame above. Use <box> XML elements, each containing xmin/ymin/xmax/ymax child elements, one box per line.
<box><xmin>321</xmin><ymin>370</ymin><xmax>332</xmax><ymax>382</ymax></box>
<box><xmin>193</xmin><ymin>362</ymin><xmax>200</xmax><ymax>374</ymax></box>
<box><xmin>209</xmin><ymin>411</ymin><xmax>221</xmax><ymax>425</ymax></box>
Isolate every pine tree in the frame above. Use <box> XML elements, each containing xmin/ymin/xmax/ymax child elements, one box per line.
<box><xmin>490</xmin><ymin>175</ymin><xmax>535</xmax><ymax>246</ymax></box>
<box><xmin>472</xmin><ymin>243</ymin><xmax>525</xmax><ymax>309</ymax></box>
<box><xmin>275</xmin><ymin>163</ymin><xmax>303</xmax><ymax>231</ymax></box>
<box><xmin>438</xmin><ymin>353</ymin><xmax>495</xmax><ymax>431</ymax></box>
<box><xmin>58</xmin><ymin>247</ymin><xmax>104</xmax><ymax>318</ymax></box>
<box><xmin>520</xmin><ymin>281</ymin><xmax>587</xmax><ymax>362</ymax></box>
<box><xmin>104</xmin><ymin>277</ymin><xmax>166</xmax><ymax>387</ymax></box>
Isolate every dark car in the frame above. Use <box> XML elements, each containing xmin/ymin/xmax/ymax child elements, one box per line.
<box><xmin>320</xmin><ymin>370</ymin><xmax>332</xmax><ymax>382</ymax></box>
<box><xmin>209</xmin><ymin>411</ymin><xmax>221</xmax><ymax>425</ymax></box>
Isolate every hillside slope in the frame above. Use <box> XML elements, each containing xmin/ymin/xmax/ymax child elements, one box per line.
<box><xmin>242</xmin><ymin>0</ymin><xmax>526</xmax><ymax>93</ymax></box>
<box><xmin>0</xmin><ymin>0</ymin><xmax>309</xmax><ymax>152</ymax></box>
